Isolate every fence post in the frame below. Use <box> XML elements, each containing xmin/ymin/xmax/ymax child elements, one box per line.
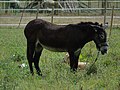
<box><xmin>88</xmin><ymin>0</ymin><xmax>91</xmax><ymax>8</ymax></box>
<box><xmin>36</xmin><ymin>1</ymin><xmax>40</xmax><ymax>19</ymax></box>
<box><xmin>5</xmin><ymin>1</ymin><xmax>9</xmax><ymax>14</ymax></box>
<box><xmin>109</xmin><ymin>6</ymin><xmax>114</xmax><ymax>38</ymax></box>
<box><xmin>51</xmin><ymin>1</ymin><xmax>55</xmax><ymax>23</ymax></box>
<box><xmin>104</xmin><ymin>0</ymin><xmax>107</xmax><ymax>24</ymax></box>
<box><xmin>51</xmin><ymin>6</ymin><xmax>54</xmax><ymax>23</ymax></box>
<box><xmin>18</xmin><ymin>1</ymin><xmax>27</xmax><ymax>28</ymax></box>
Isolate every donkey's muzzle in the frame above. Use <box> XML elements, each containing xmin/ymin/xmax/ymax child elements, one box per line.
<box><xmin>100</xmin><ymin>43</ymin><xmax>108</xmax><ymax>55</ymax></box>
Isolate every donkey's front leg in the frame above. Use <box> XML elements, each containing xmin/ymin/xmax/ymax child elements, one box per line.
<box><xmin>68</xmin><ymin>49</ymin><xmax>81</xmax><ymax>71</ymax></box>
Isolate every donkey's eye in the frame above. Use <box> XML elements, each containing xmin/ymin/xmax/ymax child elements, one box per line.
<box><xmin>99</xmin><ymin>34</ymin><xmax>105</xmax><ymax>39</ymax></box>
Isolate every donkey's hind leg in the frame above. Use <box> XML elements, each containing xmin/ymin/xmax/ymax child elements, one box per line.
<box><xmin>34</xmin><ymin>43</ymin><xmax>43</xmax><ymax>76</ymax></box>
<box><xmin>27</xmin><ymin>42</ymin><xmax>35</xmax><ymax>75</ymax></box>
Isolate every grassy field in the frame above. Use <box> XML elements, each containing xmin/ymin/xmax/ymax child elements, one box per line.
<box><xmin>0</xmin><ymin>27</ymin><xmax>120</xmax><ymax>90</ymax></box>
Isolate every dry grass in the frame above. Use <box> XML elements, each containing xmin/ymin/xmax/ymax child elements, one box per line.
<box><xmin>0</xmin><ymin>15</ymin><xmax>120</xmax><ymax>27</ymax></box>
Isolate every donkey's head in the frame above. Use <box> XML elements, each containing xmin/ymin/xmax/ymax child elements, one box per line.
<box><xmin>93</xmin><ymin>24</ymin><xmax>108</xmax><ymax>55</ymax></box>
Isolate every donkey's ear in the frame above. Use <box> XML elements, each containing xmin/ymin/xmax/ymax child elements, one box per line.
<box><xmin>93</xmin><ymin>26</ymin><xmax>98</xmax><ymax>32</ymax></box>
<box><xmin>103</xmin><ymin>22</ymin><xmax>108</xmax><ymax>30</ymax></box>
<box><xmin>100</xmin><ymin>23</ymin><xmax>103</xmax><ymax>27</ymax></box>
<box><xmin>91</xmin><ymin>25</ymin><xmax>98</xmax><ymax>32</ymax></box>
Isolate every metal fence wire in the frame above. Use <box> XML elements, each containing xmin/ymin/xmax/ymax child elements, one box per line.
<box><xmin>0</xmin><ymin>0</ymin><xmax>120</xmax><ymax>27</ymax></box>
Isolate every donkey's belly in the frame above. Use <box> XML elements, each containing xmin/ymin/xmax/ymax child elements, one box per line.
<box><xmin>36</xmin><ymin>39</ymin><xmax>67</xmax><ymax>52</ymax></box>
<box><xmin>41</xmin><ymin>44</ymin><xmax>67</xmax><ymax>52</ymax></box>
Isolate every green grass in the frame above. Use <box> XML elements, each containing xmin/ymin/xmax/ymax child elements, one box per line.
<box><xmin>0</xmin><ymin>27</ymin><xmax>120</xmax><ymax>90</ymax></box>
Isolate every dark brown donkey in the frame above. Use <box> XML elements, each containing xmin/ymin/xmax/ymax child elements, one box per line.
<box><xmin>24</xmin><ymin>19</ymin><xmax>108</xmax><ymax>75</ymax></box>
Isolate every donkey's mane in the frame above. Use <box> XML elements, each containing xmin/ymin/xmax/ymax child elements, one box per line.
<box><xmin>77</xmin><ymin>22</ymin><xmax>102</xmax><ymax>27</ymax></box>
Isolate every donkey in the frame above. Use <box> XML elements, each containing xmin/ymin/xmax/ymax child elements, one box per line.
<box><xmin>24</xmin><ymin>19</ymin><xmax>108</xmax><ymax>75</ymax></box>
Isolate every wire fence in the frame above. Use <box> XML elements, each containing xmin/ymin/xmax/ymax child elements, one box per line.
<box><xmin>0</xmin><ymin>0</ymin><xmax>120</xmax><ymax>27</ymax></box>
<box><xmin>1</xmin><ymin>0</ymin><xmax>120</xmax><ymax>13</ymax></box>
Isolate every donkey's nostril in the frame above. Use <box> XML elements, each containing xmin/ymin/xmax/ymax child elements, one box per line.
<box><xmin>104</xmin><ymin>49</ymin><xmax>107</xmax><ymax>53</ymax></box>
<box><xmin>100</xmin><ymin>46</ymin><xmax>108</xmax><ymax>55</ymax></box>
